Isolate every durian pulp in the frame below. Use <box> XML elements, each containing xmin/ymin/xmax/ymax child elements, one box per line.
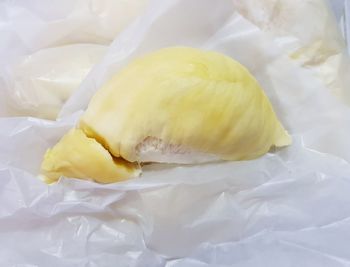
<box><xmin>40</xmin><ymin>128</ymin><xmax>140</xmax><ymax>184</ymax></box>
<box><xmin>80</xmin><ymin>47</ymin><xmax>291</xmax><ymax>163</ymax></box>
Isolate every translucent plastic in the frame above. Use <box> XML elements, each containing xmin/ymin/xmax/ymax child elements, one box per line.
<box><xmin>0</xmin><ymin>0</ymin><xmax>149</xmax><ymax>119</ymax></box>
<box><xmin>1</xmin><ymin>0</ymin><xmax>350</xmax><ymax>266</ymax></box>
<box><xmin>3</xmin><ymin>44</ymin><xmax>107</xmax><ymax>119</ymax></box>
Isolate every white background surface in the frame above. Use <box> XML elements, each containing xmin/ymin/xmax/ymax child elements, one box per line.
<box><xmin>0</xmin><ymin>1</ymin><xmax>350</xmax><ymax>266</ymax></box>
<box><xmin>328</xmin><ymin>0</ymin><xmax>350</xmax><ymax>51</ymax></box>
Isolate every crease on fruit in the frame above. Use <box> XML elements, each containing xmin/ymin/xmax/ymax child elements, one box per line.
<box><xmin>40</xmin><ymin>128</ymin><xmax>141</xmax><ymax>184</ymax></box>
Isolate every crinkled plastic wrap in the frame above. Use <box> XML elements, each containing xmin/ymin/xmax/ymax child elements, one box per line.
<box><xmin>0</xmin><ymin>0</ymin><xmax>149</xmax><ymax>49</ymax></box>
<box><xmin>1</xmin><ymin>0</ymin><xmax>350</xmax><ymax>266</ymax></box>
<box><xmin>2</xmin><ymin>44</ymin><xmax>107</xmax><ymax>119</ymax></box>
<box><xmin>0</xmin><ymin>0</ymin><xmax>148</xmax><ymax>119</ymax></box>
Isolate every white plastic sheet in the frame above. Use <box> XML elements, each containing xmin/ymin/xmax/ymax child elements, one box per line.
<box><xmin>1</xmin><ymin>0</ymin><xmax>350</xmax><ymax>266</ymax></box>
<box><xmin>0</xmin><ymin>0</ymin><xmax>149</xmax><ymax>50</ymax></box>
<box><xmin>2</xmin><ymin>44</ymin><xmax>107</xmax><ymax>119</ymax></box>
<box><xmin>0</xmin><ymin>0</ymin><xmax>148</xmax><ymax>119</ymax></box>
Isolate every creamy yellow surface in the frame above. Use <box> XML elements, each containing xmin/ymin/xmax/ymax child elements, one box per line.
<box><xmin>80</xmin><ymin>46</ymin><xmax>291</xmax><ymax>163</ymax></box>
<box><xmin>41</xmin><ymin>47</ymin><xmax>291</xmax><ymax>184</ymax></box>
<box><xmin>40</xmin><ymin>129</ymin><xmax>140</xmax><ymax>184</ymax></box>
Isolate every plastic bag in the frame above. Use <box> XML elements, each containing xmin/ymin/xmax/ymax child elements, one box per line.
<box><xmin>2</xmin><ymin>44</ymin><xmax>107</xmax><ymax>119</ymax></box>
<box><xmin>1</xmin><ymin>0</ymin><xmax>350</xmax><ymax>266</ymax></box>
<box><xmin>1</xmin><ymin>0</ymin><xmax>149</xmax><ymax>50</ymax></box>
<box><xmin>232</xmin><ymin>0</ymin><xmax>350</xmax><ymax>103</ymax></box>
<box><xmin>0</xmin><ymin>0</ymin><xmax>149</xmax><ymax>119</ymax></box>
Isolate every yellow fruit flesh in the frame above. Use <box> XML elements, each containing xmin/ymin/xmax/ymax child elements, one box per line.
<box><xmin>80</xmin><ymin>47</ymin><xmax>291</xmax><ymax>162</ymax></box>
<box><xmin>40</xmin><ymin>129</ymin><xmax>140</xmax><ymax>184</ymax></box>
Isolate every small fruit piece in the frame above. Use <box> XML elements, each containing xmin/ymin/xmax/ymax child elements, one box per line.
<box><xmin>40</xmin><ymin>128</ymin><xmax>140</xmax><ymax>184</ymax></box>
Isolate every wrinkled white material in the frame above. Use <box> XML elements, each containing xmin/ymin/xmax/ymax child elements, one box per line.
<box><xmin>0</xmin><ymin>0</ymin><xmax>149</xmax><ymax>49</ymax></box>
<box><xmin>232</xmin><ymin>0</ymin><xmax>350</xmax><ymax>103</ymax></box>
<box><xmin>1</xmin><ymin>0</ymin><xmax>350</xmax><ymax>266</ymax></box>
<box><xmin>0</xmin><ymin>0</ymin><xmax>149</xmax><ymax>119</ymax></box>
<box><xmin>2</xmin><ymin>44</ymin><xmax>107</xmax><ymax>119</ymax></box>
